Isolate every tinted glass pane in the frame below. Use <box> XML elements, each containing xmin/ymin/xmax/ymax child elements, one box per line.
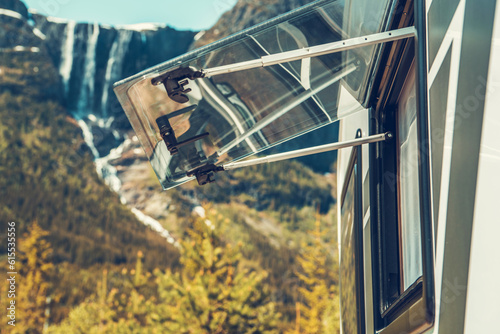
<box><xmin>398</xmin><ymin>65</ymin><xmax>423</xmax><ymax>290</ymax></box>
<box><xmin>114</xmin><ymin>0</ymin><xmax>392</xmax><ymax>189</ymax></box>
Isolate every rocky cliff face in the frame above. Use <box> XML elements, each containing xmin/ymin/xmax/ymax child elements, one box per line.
<box><xmin>27</xmin><ymin>11</ymin><xmax>196</xmax><ymax>157</ymax></box>
<box><xmin>1</xmin><ymin>0</ymin><xmax>197</xmax><ymax>205</ymax></box>
<box><xmin>2</xmin><ymin>0</ymin><xmax>197</xmax><ymax>172</ymax></box>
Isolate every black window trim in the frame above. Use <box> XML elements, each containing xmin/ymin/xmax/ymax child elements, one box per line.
<box><xmin>367</xmin><ymin>0</ymin><xmax>435</xmax><ymax>332</ymax></box>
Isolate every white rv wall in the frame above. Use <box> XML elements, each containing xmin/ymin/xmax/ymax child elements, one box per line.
<box><xmin>464</xmin><ymin>2</ymin><xmax>500</xmax><ymax>332</ymax></box>
<box><xmin>426</xmin><ymin>0</ymin><xmax>466</xmax><ymax>331</ymax></box>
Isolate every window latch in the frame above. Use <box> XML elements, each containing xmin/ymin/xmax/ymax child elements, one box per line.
<box><xmin>156</xmin><ymin>105</ymin><xmax>209</xmax><ymax>155</ymax></box>
<box><xmin>151</xmin><ymin>67</ymin><xmax>205</xmax><ymax>104</ymax></box>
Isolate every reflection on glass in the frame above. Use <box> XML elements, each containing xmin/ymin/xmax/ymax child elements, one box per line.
<box><xmin>114</xmin><ymin>0</ymin><xmax>392</xmax><ymax>189</ymax></box>
<box><xmin>340</xmin><ymin>168</ymin><xmax>358</xmax><ymax>334</ymax></box>
<box><xmin>397</xmin><ymin>65</ymin><xmax>423</xmax><ymax>290</ymax></box>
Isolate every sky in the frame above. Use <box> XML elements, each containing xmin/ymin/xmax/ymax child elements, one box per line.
<box><xmin>22</xmin><ymin>0</ymin><xmax>238</xmax><ymax>30</ymax></box>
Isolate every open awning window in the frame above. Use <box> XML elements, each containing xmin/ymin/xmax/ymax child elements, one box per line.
<box><xmin>114</xmin><ymin>0</ymin><xmax>399</xmax><ymax>189</ymax></box>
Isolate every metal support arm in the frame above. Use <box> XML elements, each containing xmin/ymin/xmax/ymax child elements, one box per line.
<box><xmin>202</xmin><ymin>27</ymin><xmax>415</xmax><ymax>77</ymax></box>
<box><xmin>152</xmin><ymin>27</ymin><xmax>415</xmax><ymax>104</ymax></box>
<box><xmin>188</xmin><ymin>132</ymin><xmax>392</xmax><ymax>185</ymax></box>
<box><xmin>223</xmin><ymin>132</ymin><xmax>392</xmax><ymax>170</ymax></box>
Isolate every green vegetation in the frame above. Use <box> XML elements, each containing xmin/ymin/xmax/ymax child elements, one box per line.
<box><xmin>292</xmin><ymin>217</ymin><xmax>340</xmax><ymax>334</ymax></box>
<box><xmin>0</xmin><ymin>91</ymin><xmax>179</xmax><ymax>267</ymax></box>
<box><xmin>131</xmin><ymin>153</ymin><xmax>340</xmax><ymax>332</ymax></box>
<box><xmin>2</xmin><ymin>206</ymin><xmax>340</xmax><ymax>332</ymax></box>
<box><xmin>181</xmin><ymin>160</ymin><xmax>335</xmax><ymax>233</ymax></box>
<box><xmin>195</xmin><ymin>161</ymin><xmax>334</xmax><ymax>211</ymax></box>
<box><xmin>152</xmin><ymin>210</ymin><xmax>280</xmax><ymax>333</ymax></box>
<box><xmin>6</xmin><ymin>222</ymin><xmax>53</xmax><ymax>333</ymax></box>
<box><xmin>46</xmin><ymin>211</ymin><xmax>280</xmax><ymax>333</ymax></box>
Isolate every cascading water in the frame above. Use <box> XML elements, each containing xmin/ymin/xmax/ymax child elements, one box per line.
<box><xmin>101</xmin><ymin>29</ymin><xmax>133</xmax><ymax>117</ymax></box>
<box><xmin>77</xmin><ymin>119</ymin><xmax>101</xmax><ymax>158</ymax></box>
<box><xmin>64</xmin><ymin>21</ymin><xmax>124</xmax><ymax>192</ymax></box>
<box><xmin>76</xmin><ymin>22</ymin><xmax>99</xmax><ymax>118</ymax></box>
<box><xmin>59</xmin><ymin>20</ymin><xmax>75</xmax><ymax>95</ymax></box>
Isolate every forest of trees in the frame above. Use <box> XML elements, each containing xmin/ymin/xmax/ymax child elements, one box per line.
<box><xmin>2</xmin><ymin>210</ymin><xmax>340</xmax><ymax>333</ymax></box>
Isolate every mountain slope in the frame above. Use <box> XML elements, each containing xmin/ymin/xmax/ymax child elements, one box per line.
<box><xmin>192</xmin><ymin>0</ymin><xmax>317</xmax><ymax>47</ymax></box>
<box><xmin>0</xmin><ymin>0</ymin><xmax>179</xmax><ymax>269</ymax></box>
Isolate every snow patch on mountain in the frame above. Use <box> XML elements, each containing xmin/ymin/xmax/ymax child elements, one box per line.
<box><xmin>117</xmin><ymin>23</ymin><xmax>166</xmax><ymax>31</ymax></box>
<box><xmin>0</xmin><ymin>8</ymin><xmax>23</xmax><ymax>19</ymax></box>
<box><xmin>131</xmin><ymin>208</ymin><xmax>177</xmax><ymax>245</ymax></box>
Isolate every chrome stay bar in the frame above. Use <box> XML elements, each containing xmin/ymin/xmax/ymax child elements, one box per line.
<box><xmin>186</xmin><ymin>132</ymin><xmax>392</xmax><ymax>185</ymax></box>
<box><xmin>223</xmin><ymin>132</ymin><xmax>392</xmax><ymax>170</ymax></box>
<box><xmin>202</xmin><ymin>27</ymin><xmax>416</xmax><ymax>77</ymax></box>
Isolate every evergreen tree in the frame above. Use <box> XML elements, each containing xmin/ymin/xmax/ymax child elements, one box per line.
<box><xmin>48</xmin><ymin>253</ymin><xmax>156</xmax><ymax>334</ymax></box>
<box><xmin>151</xmin><ymin>209</ymin><xmax>280</xmax><ymax>333</ymax></box>
<box><xmin>290</xmin><ymin>217</ymin><xmax>340</xmax><ymax>334</ymax></box>
<box><xmin>15</xmin><ymin>222</ymin><xmax>54</xmax><ymax>334</ymax></box>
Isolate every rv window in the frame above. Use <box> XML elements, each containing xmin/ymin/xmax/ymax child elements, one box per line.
<box><xmin>364</xmin><ymin>0</ymin><xmax>434</xmax><ymax>332</ymax></box>
<box><xmin>369</xmin><ymin>38</ymin><xmax>433</xmax><ymax>332</ymax></box>
<box><xmin>114</xmin><ymin>0</ymin><xmax>397</xmax><ymax>190</ymax></box>
<box><xmin>376</xmin><ymin>63</ymin><xmax>424</xmax><ymax>319</ymax></box>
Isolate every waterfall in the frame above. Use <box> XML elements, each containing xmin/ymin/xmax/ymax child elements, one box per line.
<box><xmin>70</xmin><ymin>23</ymin><xmax>130</xmax><ymax>196</ymax></box>
<box><xmin>76</xmin><ymin>22</ymin><xmax>99</xmax><ymax>117</ymax></box>
<box><xmin>23</xmin><ymin>13</ymin><xmax>194</xmax><ymax>243</ymax></box>
<box><xmin>59</xmin><ymin>20</ymin><xmax>76</xmax><ymax>96</ymax></box>
<box><xmin>77</xmin><ymin>119</ymin><xmax>101</xmax><ymax>158</ymax></box>
<box><xmin>94</xmin><ymin>137</ymin><xmax>129</xmax><ymax>193</ymax></box>
<box><xmin>101</xmin><ymin>29</ymin><xmax>132</xmax><ymax>116</ymax></box>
